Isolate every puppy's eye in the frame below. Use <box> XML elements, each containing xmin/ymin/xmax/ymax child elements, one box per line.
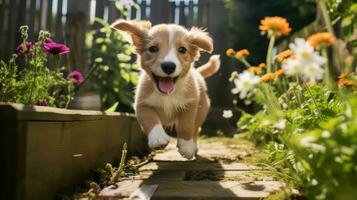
<box><xmin>178</xmin><ymin>47</ymin><xmax>187</xmax><ymax>54</ymax></box>
<box><xmin>148</xmin><ymin>46</ymin><xmax>159</xmax><ymax>53</ymax></box>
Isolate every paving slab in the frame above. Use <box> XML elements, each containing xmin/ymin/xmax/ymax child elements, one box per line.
<box><xmin>139</xmin><ymin>161</ymin><xmax>261</xmax><ymax>172</ymax></box>
<box><xmin>152</xmin><ymin>181</ymin><xmax>282</xmax><ymax>199</ymax></box>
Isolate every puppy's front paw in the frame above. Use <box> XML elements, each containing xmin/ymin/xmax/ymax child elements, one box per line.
<box><xmin>177</xmin><ymin>138</ymin><xmax>197</xmax><ymax>160</ymax></box>
<box><xmin>148</xmin><ymin>125</ymin><xmax>170</xmax><ymax>149</ymax></box>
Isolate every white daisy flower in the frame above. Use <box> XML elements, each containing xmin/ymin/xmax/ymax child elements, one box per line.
<box><xmin>303</xmin><ymin>63</ymin><xmax>324</xmax><ymax>83</ymax></box>
<box><xmin>283</xmin><ymin>58</ymin><xmax>302</xmax><ymax>76</ymax></box>
<box><xmin>284</xmin><ymin>38</ymin><xmax>326</xmax><ymax>83</ymax></box>
<box><xmin>233</xmin><ymin>71</ymin><xmax>260</xmax><ymax>99</ymax></box>
<box><xmin>222</xmin><ymin>110</ymin><xmax>233</xmax><ymax>119</ymax></box>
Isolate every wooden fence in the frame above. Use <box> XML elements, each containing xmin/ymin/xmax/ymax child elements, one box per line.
<box><xmin>0</xmin><ymin>0</ymin><xmax>227</xmax><ymax>63</ymax></box>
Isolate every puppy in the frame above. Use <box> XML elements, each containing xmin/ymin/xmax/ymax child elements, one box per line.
<box><xmin>111</xmin><ymin>20</ymin><xmax>220</xmax><ymax>159</ymax></box>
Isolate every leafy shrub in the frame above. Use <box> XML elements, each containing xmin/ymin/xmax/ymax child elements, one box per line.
<box><xmin>86</xmin><ymin>18</ymin><xmax>139</xmax><ymax>112</ymax></box>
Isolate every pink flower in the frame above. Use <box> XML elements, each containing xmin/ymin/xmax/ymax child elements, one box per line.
<box><xmin>16</xmin><ymin>41</ymin><xmax>32</xmax><ymax>57</ymax></box>
<box><xmin>67</xmin><ymin>70</ymin><xmax>84</xmax><ymax>85</ymax></box>
<box><xmin>36</xmin><ymin>100</ymin><xmax>48</xmax><ymax>106</ymax></box>
<box><xmin>44</xmin><ymin>39</ymin><xmax>70</xmax><ymax>55</ymax></box>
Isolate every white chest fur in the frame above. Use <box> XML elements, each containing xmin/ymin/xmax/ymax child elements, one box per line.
<box><xmin>143</xmin><ymin>80</ymin><xmax>195</xmax><ymax>125</ymax></box>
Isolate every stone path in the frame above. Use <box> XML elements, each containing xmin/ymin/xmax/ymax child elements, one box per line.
<box><xmin>98</xmin><ymin>137</ymin><xmax>283</xmax><ymax>199</ymax></box>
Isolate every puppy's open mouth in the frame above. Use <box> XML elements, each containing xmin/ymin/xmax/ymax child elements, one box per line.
<box><xmin>152</xmin><ymin>74</ymin><xmax>178</xmax><ymax>94</ymax></box>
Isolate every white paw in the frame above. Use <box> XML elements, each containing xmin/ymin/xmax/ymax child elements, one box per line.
<box><xmin>177</xmin><ymin>138</ymin><xmax>197</xmax><ymax>160</ymax></box>
<box><xmin>148</xmin><ymin>125</ymin><xmax>170</xmax><ymax>149</ymax></box>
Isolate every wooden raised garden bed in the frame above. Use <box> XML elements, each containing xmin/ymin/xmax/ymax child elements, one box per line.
<box><xmin>0</xmin><ymin>103</ymin><xmax>148</xmax><ymax>200</ymax></box>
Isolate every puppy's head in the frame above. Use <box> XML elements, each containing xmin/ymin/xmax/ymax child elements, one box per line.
<box><xmin>112</xmin><ymin>20</ymin><xmax>213</xmax><ymax>94</ymax></box>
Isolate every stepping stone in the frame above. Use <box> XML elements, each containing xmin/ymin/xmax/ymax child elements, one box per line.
<box><xmin>99</xmin><ymin>180</ymin><xmax>282</xmax><ymax>199</ymax></box>
<box><xmin>151</xmin><ymin>181</ymin><xmax>282</xmax><ymax>199</ymax></box>
<box><xmin>139</xmin><ymin>161</ymin><xmax>261</xmax><ymax>171</ymax></box>
<box><xmin>98</xmin><ymin>180</ymin><xmax>143</xmax><ymax>198</ymax></box>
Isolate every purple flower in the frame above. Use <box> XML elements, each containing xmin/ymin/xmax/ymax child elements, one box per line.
<box><xmin>16</xmin><ymin>41</ymin><xmax>32</xmax><ymax>57</ymax></box>
<box><xmin>44</xmin><ymin>39</ymin><xmax>70</xmax><ymax>55</ymax></box>
<box><xmin>36</xmin><ymin>100</ymin><xmax>48</xmax><ymax>106</ymax></box>
<box><xmin>67</xmin><ymin>70</ymin><xmax>84</xmax><ymax>85</ymax></box>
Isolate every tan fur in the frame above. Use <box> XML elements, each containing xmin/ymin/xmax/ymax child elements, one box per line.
<box><xmin>112</xmin><ymin>20</ymin><xmax>220</xmax><ymax>159</ymax></box>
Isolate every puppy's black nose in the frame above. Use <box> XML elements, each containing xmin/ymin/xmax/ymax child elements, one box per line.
<box><xmin>161</xmin><ymin>62</ymin><xmax>176</xmax><ymax>75</ymax></box>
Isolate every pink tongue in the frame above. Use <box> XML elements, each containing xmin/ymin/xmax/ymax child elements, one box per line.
<box><xmin>158</xmin><ymin>78</ymin><xmax>174</xmax><ymax>93</ymax></box>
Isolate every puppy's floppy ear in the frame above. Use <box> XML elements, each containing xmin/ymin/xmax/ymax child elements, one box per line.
<box><xmin>111</xmin><ymin>20</ymin><xmax>151</xmax><ymax>51</ymax></box>
<box><xmin>186</xmin><ymin>27</ymin><xmax>213</xmax><ymax>53</ymax></box>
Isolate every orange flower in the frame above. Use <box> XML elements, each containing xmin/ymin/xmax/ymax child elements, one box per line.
<box><xmin>275</xmin><ymin>69</ymin><xmax>285</xmax><ymax>77</ymax></box>
<box><xmin>308</xmin><ymin>32</ymin><xmax>336</xmax><ymax>49</ymax></box>
<box><xmin>235</xmin><ymin>49</ymin><xmax>250</xmax><ymax>59</ymax></box>
<box><xmin>226</xmin><ymin>48</ymin><xmax>235</xmax><ymax>57</ymax></box>
<box><xmin>258</xmin><ymin>63</ymin><xmax>266</xmax><ymax>69</ymax></box>
<box><xmin>260</xmin><ymin>69</ymin><xmax>284</xmax><ymax>82</ymax></box>
<box><xmin>248</xmin><ymin>66</ymin><xmax>263</xmax><ymax>74</ymax></box>
<box><xmin>275</xmin><ymin>49</ymin><xmax>293</xmax><ymax>62</ymax></box>
<box><xmin>338</xmin><ymin>73</ymin><xmax>357</xmax><ymax>88</ymax></box>
<box><xmin>248</xmin><ymin>63</ymin><xmax>266</xmax><ymax>74</ymax></box>
<box><xmin>259</xmin><ymin>16</ymin><xmax>291</xmax><ymax>37</ymax></box>
<box><xmin>261</xmin><ymin>73</ymin><xmax>276</xmax><ymax>82</ymax></box>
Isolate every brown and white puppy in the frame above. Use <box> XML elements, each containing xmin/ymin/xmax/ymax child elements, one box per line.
<box><xmin>111</xmin><ymin>20</ymin><xmax>220</xmax><ymax>159</ymax></box>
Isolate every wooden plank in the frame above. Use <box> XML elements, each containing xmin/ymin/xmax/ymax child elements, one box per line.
<box><xmin>93</xmin><ymin>0</ymin><xmax>106</xmax><ymax>29</ymax></box>
<box><xmin>140</xmin><ymin>0</ymin><xmax>147</xmax><ymax>20</ymax></box>
<box><xmin>167</xmin><ymin>1</ymin><xmax>175</xmax><ymax>24</ymax></box>
<box><xmin>0</xmin><ymin>119</ymin><xmax>26</xmax><ymax>200</ymax></box>
<box><xmin>150</xmin><ymin>0</ymin><xmax>170</xmax><ymax>25</ymax></box>
<box><xmin>46</xmin><ymin>0</ymin><xmax>53</xmax><ymax>30</ymax></box>
<box><xmin>187</xmin><ymin>0</ymin><xmax>194</xmax><ymax>27</ymax></box>
<box><xmin>66</xmin><ymin>0</ymin><xmax>90</xmax><ymax>73</ymax></box>
<box><xmin>6</xmin><ymin>0</ymin><xmax>18</xmax><ymax>59</ymax></box>
<box><xmin>40</xmin><ymin>0</ymin><xmax>49</xmax><ymax>30</ymax></box>
<box><xmin>108</xmin><ymin>0</ymin><xmax>120</xmax><ymax>23</ymax></box>
<box><xmin>28</xmin><ymin>0</ymin><xmax>36</xmax><ymax>35</ymax></box>
<box><xmin>0</xmin><ymin>0</ymin><xmax>6</xmax><ymax>59</ymax></box>
<box><xmin>178</xmin><ymin>1</ymin><xmax>185</xmax><ymax>25</ymax></box>
<box><xmin>0</xmin><ymin>103</ymin><xmax>136</xmax><ymax>121</ymax></box>
<box><xmin>54</xmin><ymin>0</ymin><xmax>63</xmax><ymax>41</ymax></box>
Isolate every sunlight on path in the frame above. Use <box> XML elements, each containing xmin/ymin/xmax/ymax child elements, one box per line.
<box><xmin>99</xmin><ymin>137</ymin><xmax>284</xmax><ymax>199</ymax></box>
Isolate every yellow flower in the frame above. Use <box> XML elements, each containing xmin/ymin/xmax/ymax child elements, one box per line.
<box><xmin>235</xmin><ymin>49</ymin><xmax>250</xmax><ymax>59</ymax></box>
<box><xmin>226</xmin><ymin>48</ymin><xmax>235</xmax><ymax>57</ymax></box>
<box><xmin>275</xmin><ymin>49</ymin><xmax>293</xmax><ymax>62</ymax></box>
<box><xmin>308</xmin><ymin>32</ymin><xmax>336</xmax><ymax>49</ymax></box>
<box><xmin>259</xmin><ymin>16</ymin><xmax>291</xmax><ymax>37</ymax></box>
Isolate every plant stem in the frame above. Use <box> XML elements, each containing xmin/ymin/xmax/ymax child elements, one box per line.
<box><xmin>318</xmin><ymin>0</ymin><xmax>334</xmax><ymax>35</ymax></box>
<box><xmin>301</xmin><ymin>79</ymin><xmax>323</xmax><ymax>120</ymax></box>
<box><xmin>240</xmin><ymin>57</ymin><xmax>251</xmax><ymax>68</ymax></box>
<box><xmin>266</xmin><ymin>36</ymin><xmax>276</xmax><ymax>73</ymax></box>
<box><xmin>321</xmin><ymin>48</ymin><xmax>334</xmax><ymax>89</ymax></box>
<box><xmin>111</xmin><ymin>142</ymin><xmax>127</xmax><ymax>183</ymax></box>
<box><xmin>318</xmin><ymin>0</ymin><xmax>343</xmax><ymax>71</ymax></box>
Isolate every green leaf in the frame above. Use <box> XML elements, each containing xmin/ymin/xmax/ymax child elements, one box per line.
<box><xmin>105</xmin><ymin>102</ymin><xmax>119</xmax><ymax>112</ymax></box>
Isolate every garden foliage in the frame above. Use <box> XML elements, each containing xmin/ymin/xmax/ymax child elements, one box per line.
<box><xmin>86</xmin><ymin>18</ymin><xmax>139</xmax><ymax>112</ymax></box>
<box><xmin>0</xmin><ymin>26</ymin><xmax>75</xmax><ymax>108</ymax></box>
<box><xmin>226</xmin><ymin>1</ymin><xmax>357</xmax><ymax>199</ymax></box>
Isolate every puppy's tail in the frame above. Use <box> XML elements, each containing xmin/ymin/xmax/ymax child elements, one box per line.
<box><xmin>197</xmin><ymin>54</ymin><xmax>220</xmax><ymax>78</ymax></box>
